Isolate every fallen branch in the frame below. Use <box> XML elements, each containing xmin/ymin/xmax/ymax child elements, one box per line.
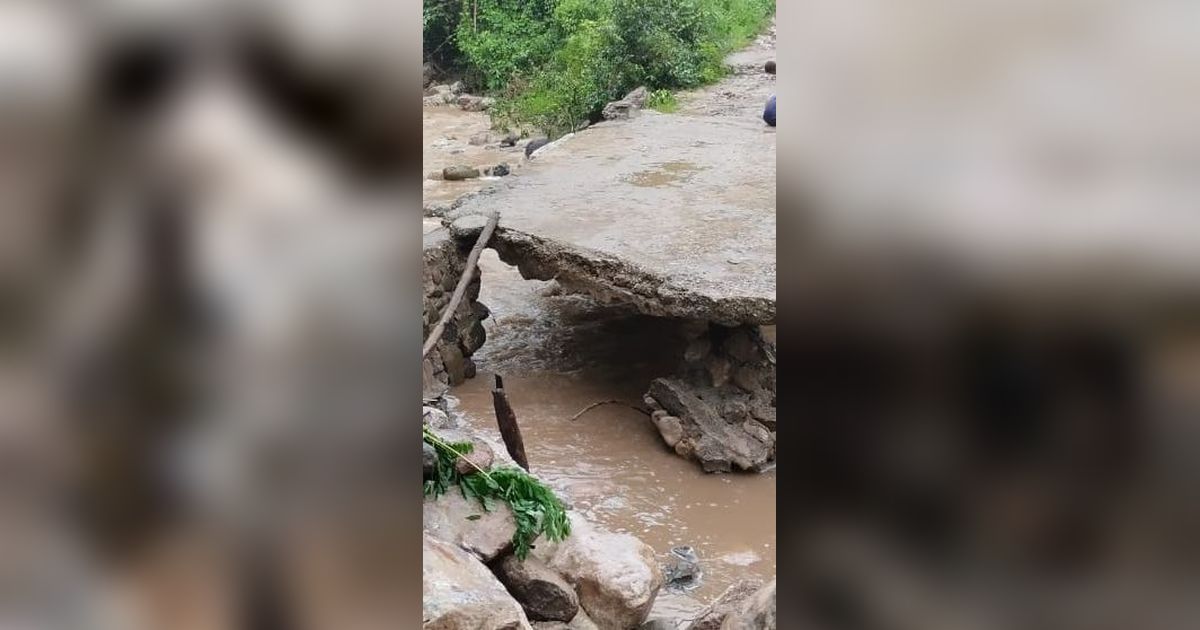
<box><xmin>492</xmin><ymin>374</ymin><xmax>529</xmax><ymax>471</ymax></box>
<box><xmin>569</xmin><ymin>399</ymin><xmax>651</xmax><ymax>422</ymax></box>
<box><xmin>421</xmin><ymin>213</ymin><xmax>499</xmax><ymax>360</ymax></box>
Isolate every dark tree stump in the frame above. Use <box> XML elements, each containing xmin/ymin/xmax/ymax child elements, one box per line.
<box><xmin>492</xmin><ymin>375</ymin><xmax>529</xmax><ymax>471</ymax></box>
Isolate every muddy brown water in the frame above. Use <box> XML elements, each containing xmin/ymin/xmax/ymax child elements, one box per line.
<box><xmin>423</xmin><ymin>107</ymin><xmax>527</xmax><ymax>206</ymax></box>
<box><xmin>447</xmin><ymin>251</ymin><xmax>777</xmax><ymax>618</ymax></box>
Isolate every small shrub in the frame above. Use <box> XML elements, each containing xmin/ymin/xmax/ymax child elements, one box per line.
<box><xmin>647</xmin><ymin>89</ymin><xmax>679</xmax><ymax>113</ymax></box>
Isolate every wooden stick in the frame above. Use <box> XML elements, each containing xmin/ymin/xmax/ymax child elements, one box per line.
<box><xmin>421</xmin><ymin>213</ymin><xmax>499</xmax><ymax>360</ymax></box>
<box><xmin>569</xmin><ymin>399</ymin><xmax>651</xmax><ymax>422</ymax></box>
<box><xmin>491</xmin><ymin>374</ymin><xmax>529</xmax><ymax>471</ymax></box>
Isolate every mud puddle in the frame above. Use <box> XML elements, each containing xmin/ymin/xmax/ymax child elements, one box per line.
<box><xmin>626</xmin><ymin>160</ymin><xmax>707</xmax><ymax>188</ymax></box>
<box><xmin>448</xmin><ymin>251</ymin><xmax>777</xmax><ymax>617</ymax></box>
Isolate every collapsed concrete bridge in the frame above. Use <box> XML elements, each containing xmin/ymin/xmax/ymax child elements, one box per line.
<box><xmin>424</xmin><ymin>106</ymin><xmax>777</xmax><ymax>473</ymax></box>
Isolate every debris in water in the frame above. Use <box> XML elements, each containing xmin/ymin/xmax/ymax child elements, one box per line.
<box><xmin>664</xmin><ymin>545</ymin><xmax>703</xmax><ymax>590</ymax></box>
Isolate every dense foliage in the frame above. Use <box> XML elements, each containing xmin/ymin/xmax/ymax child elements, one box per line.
<box><xmin>424</xmin><ymin>427</ymin><xmax>571</xmax><ymax>559</ymax></box>
<box><xmin>424</xmin><ymin>0</ymin><xmax>775</xmax><ymax>135</ymax></box>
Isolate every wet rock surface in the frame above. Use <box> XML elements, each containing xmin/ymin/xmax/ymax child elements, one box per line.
<box><xmin>424</xmin><ymin>534</ymin><xmax>533</xmax><ymax>629</ymax></box>
<box><xmin>529</xmin><ymin>513</ymin><xmax>664</xmax><ymax>629</ymax></box>
<box><xmin>495</xmin><ymin>554</ymin><xmax>581</xmax><ymax>622</ymax></box>
<box><xmin>424</xmin><ymin>486</ymin><xmax>517</xmax><ymax>562</ymax></box>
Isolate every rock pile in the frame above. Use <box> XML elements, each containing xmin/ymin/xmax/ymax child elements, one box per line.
<box><xmin>424</xmin><ymin>82</ymin><xmax>497</xmax><ymax>112</ymax></box>
<box><xmin>423</xmin><ymin>229</ymin><xmax>490</xmax><ymax>397</ymax></box>
<box><xmin>644</xmin><ymin>323</ymin><xmax>776</xmax><ymax>472</ymax></box>
<box><xmin>422</xmin><ymin>411</ymin><xmax>666</xmax><ymax>630</ymax></box>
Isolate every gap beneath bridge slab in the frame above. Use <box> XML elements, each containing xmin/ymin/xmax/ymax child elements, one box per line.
<box><xmin>434</xmin><ymin>219</ymin><xmax>777</xmax><ymax>473</ymax></box>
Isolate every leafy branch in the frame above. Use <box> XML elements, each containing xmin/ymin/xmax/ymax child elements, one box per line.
<box><xmin>423</xmin><ymin>427</ymin><xmax>570</xmax><ymax>558</ymax></box>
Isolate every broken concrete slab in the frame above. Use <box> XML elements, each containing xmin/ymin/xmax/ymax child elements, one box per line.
<box><xmin>647</xmin><ymin>377</ymin><xmax>773</xmax><ymax>473</ymax></box>
<box><xmin>452</xmin><ymin>111</ymin><xmax>775</xmax><ymax>327</ymax></box>
<box><xmin>450</xmin><ymin>213</ymin><xmax>495</xmax><ymax>241</ymax></box>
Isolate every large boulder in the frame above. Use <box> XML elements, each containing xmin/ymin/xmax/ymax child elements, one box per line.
<box><xmin>601</xmin><ymin>100</ymin><xmax>637</xmax><ymax>121</ymax></box>
<box><xmin>495</xmin><ymin>554</ymin><xmax>580</xmax><ymax>622</ymax></box>
<box><xmin>624</xmin><ymin>87</ymin><xmax>650</xmax><ymax>109</ymax></box>
<box><xmin>443</xmin><ymin>165</ymin><xmax>481</xmax><ymax>180</ymax></box>
<box><xmin>424</xmin><ymin>486</ymin><xmax>517</xmax><ymax>562</ymax></box>
<box><xmin>719</xmin><ymin>579</ymin><xmax>775</xmax><ymax>630</ymax></box>
<box><xmin>531</xmin><ymin>514</ymin><xmax>663</xmax><ymax>629</ymax></box>
<box><xmin>524</xmin><ymin>138</ymin><xmax>550</xmax><ymax>158</ymax></box>
<box><xmin>602</xmin><ymin>87</ymin><xmax>650</xmax><ymax>120</ymax></box>
<box><xmin>423</xmin><ymin>534</ymin><xmax>533</xmax><ymax>629</ymax></box>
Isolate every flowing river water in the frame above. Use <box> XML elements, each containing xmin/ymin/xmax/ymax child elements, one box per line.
<box><xmin>445</xmin><ymin>251</ymin><xmax>777</xmax><ymax>619</ymax></box>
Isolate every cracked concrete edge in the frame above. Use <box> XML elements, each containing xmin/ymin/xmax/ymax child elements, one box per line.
<box><xmin>482</xmin><ymin>227</ymin><xmax>776</xmax><ymax>327</ymax></box>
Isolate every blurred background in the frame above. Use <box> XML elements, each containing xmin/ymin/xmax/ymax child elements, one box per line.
<box><xmin>777</xmin><ymin>1</ymin><xmax>1200</xmax><ymax>629</ymax></box>
<box><xmin>0</xmin><ymin>0</ymin><xmax>423</xmax><ymax>628</ymax></box>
